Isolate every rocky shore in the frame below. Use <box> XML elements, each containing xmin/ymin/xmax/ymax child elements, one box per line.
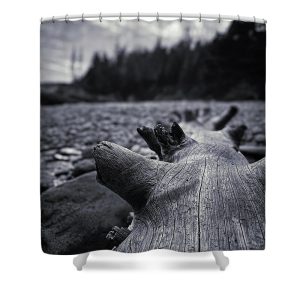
<box><xmin>40</xmin><ymin>100</ymin><xmax>265</xmax><ymax>254</ymax></box>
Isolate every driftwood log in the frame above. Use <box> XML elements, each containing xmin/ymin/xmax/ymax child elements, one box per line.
<box><xmin>93</xmin><ymin>106</ymin><xmax>265</xmax><ymax>252</ymax></box>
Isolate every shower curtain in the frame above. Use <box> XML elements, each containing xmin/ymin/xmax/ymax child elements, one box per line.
<box><xmin>40</xmin><ymin>18</ymin><xmax>266</xmax><ymax>254</ymax></box>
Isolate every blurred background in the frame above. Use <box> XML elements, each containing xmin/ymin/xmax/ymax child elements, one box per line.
<box><xmin>40</xmin><ymin>20</ymin><xmax>266</xmax><ymax>192</ymax></box>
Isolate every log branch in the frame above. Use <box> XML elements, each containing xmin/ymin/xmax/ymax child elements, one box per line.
<box><xmin>153</xmin><ymin>122</ymin><xmax>198</xmax><ymax>162</ymax></box>
<box><xmin>106</xmin><ymin>226</ymin><xmax>131</xmax><ymax>246</ymax></box>
<box><xmin>223</xmin><ymin>124</ymin><xmax>247</xmax><ymax>149</ymax></box>
<box><xmin>94</xmin><ymin>107</ymin><xmax>265</xmax><ymax>253</ymax></box>
<box><xmin>239</xmin><ymin>145</ymin><xmax>265</xmax><ymax>160</ymax></box>
<box><xmin>93</xmin><ymin>141</ymin><xmax>166</xmax><ymax>211</ymax></box>
<box><xmin>137</xmin><ymin>126</ymin><xmax>163</xmax><ymax>159</ymax></box>
<box><xmin>211</xmin><ymin>105</ymin><xmax>238</xmax><ymax>130</ymax></box>
<box><xmin>138</xmin><ymin>122</ymin><xmax>194</xmax><ymax>162</ymax></box>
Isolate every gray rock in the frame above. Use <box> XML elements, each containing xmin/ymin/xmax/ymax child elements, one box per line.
<box><xmin>60</xmin><ymin>147</ymin><xmax>82</xmax><ymax>156</ymax></box>
<box><xmin>81</xmin><ymin>147</ymin><xmax>94</xmax><ymax>159</ymax></box>
<box><xmin>255</xmin><ymin>134</ymin><xmax>266</xmax><ymax>144</ymax></box>
<box><xmin>252</xmin><ymin>126</ymin><xmax>264</xmax><ymax>135</ymax></box>
<box><xmin>81</xmin><ymin>122</ymin><xmax>93</xmax><ymax>130</ymax></box>
<box><xmin>54</xmin><ymin>153</ymin><xmax>69</xmax><ymax>161</ymax></box>
<box><xmin>131</xmin><ymin>144</ymin><xmax>141</xmax><ymax>153</ymax></box>
<box><xmin>40</xmin><ymin>170</ymin><xmax>54</xmax><ymax>193</ymax></box>
<box><xmin>50</xmin><ymin>161</ymin><xmax>73</xmax><ymax>176</ymax></box>
<box><xmin>42</xmin><ymin>149</ymin><xmax>57</xmax><ymax>161</ymax></box>
<box><xmin>69</xmin><ymin>155</ymin><xmax>82</xmax><ymax>163</ymax></box>
<box><xmin>53</xmin><ymin>175</ymin><xmax>69</xmax><ymax>187</ymax></box>
<box><xmin>41</xmin><ymin>161</ymin><xmax>73</xmax><ymax>192</ymax></box>
<box><xmin>41</xmin><ymin>171</ymin><xmax>131</xmax><ymax>254</ymax></box>
<box><xmin>243</xmin><ymin>131</ymin><xmax>253</xmax><ymax>143</ymax></box>
<box><xmin>83</xmin><ymin>136</ymin><xmax>95</xmax><ymax>146</ymax></box>
<box><xmin>72</xmin><ymin>159</ymin><xmax>96</xmax><ymax>177</ymax></box>
<box><xmin>69</xmin><ymin>129</ymin><xmax>77</xmax><ymax>135</ymax></box>
<box><xmin>139</xmin><ymin>147</ymin><xmax>154</xmax><ymax>156</ymax></box>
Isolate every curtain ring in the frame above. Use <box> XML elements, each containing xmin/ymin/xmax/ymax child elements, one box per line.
<box><xmin>52</xmin><ymin>16</ymin><xmax>55</xmax><ymax>23</ymax></box>
<box><xmin>218</xmin><ymin>14</ymin><xmax>221</xmax><ymax>23</ymax></box>
<box><xmin>81</xmin><ymin>13</ymin><xmax>84</xmax><ymax>22</ymax></box>
<box><xmin>179</xmin><ymin>12</ymin><xmax>182</xmax><ymax>22</ymax></box>
<box><xmin>237</xmin><ymin>14</ymin><xmax>240</xmax><ymax>22</ymax></box>
<box><xmin>199</xmin><ymin>13</ymin><xmax>201</xmax><ymax>22</ymax></box>
<box><xmin>65</xmin><ymin>14</ymin><xmax>69</xmax><ymax>23</ymax></box>
<box><xmin>253</xmin><ymin>16</ymin><xmax>256</xmax><ymax>23</ymax></box>
<box><xmin>137</xmin><ymin>12</ymin><xmax>140</xmax><ymax>21</ymax></box>
<box><xmin>156</xmin><ymin>12</ymin><xmax>159</xmax><ymax>22</ymax></box>
<box><xmin>40</xmin><ymin>17</ymin><xmax>43</xmax><ymax>24</ymax></box>
<box><xmin>119</xmin><ymin>12</ymin><xmax>122</xmax><ymax>22</ymax></box>
<box><xmin>263</xmin><ymin>18</ymin><xmax>267</xmax><ymax>24</ymax></box>
<box><xmin>99</xmin><ymin>12</ymin><xmax>102</xmax><ymax>22</ymax></box>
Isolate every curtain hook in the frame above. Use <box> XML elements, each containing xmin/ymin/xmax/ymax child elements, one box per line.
<box><xmin>199</xmin><ymin>13</ymin><xmax>201</xmax><ymax>22</ymax></box>
<box><xmin>137</xmin><ymin>12</ymin><xmax>140</xmax><ymax>22</ymax></box>
<box><xmin>52</xmin><ymin>16</ymin><xmax>55</xmax><ymax>23</ymax></box>
<box><xmin>156</xmin><ymin>12</ymin><xmax>159</xmax><ymax>22</ymax></box>
<box><xmin>40</xmin><ymin>17</ymin><xmax>43</xmax><ymax>24</ymax></box>
<box><xmin>81</xmin><ymin>13</ymin><xmax>84</xmax><ymax>22</ymax></box>
<box><xmin>99</xmin><ymin>12</ymin><xmax>102</xmax><ymax>22</ymax></box>
<box><xmin>179</xmin><ymin>12</ymin><xmax>183</xmax><ymax>22</ymax></box>
<box><xmin>253</xmin><ymin>16</ymin><xmax>256</xmax><ymax>23</ymax></box>
<box><xmin>65</xmin><ymin>14</ymin><xmax>69</xmax><ymax>23</ymax></box>
<box><xmin>263</xmin><ymin>18</ymin><xmax>267</xmax><ymax>24</ymax></box>
<box><xmin>119</xmin><ymin>12</ymin><xmax>122</xmax><ymax>22</ymax></box>
<box><xmin>237</xmin><ymin>14</ymin><xmax>240</xmax><ymax>22</ymax></box>
<box><xmin>218</xmin><ymin>14</ymin><xmax>221</xmax><ymax>23</ymax></box>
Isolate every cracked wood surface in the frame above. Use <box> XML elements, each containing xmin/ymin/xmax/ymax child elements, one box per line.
<box><xmin>93</xmin><ymin>107</ymin><xmax>265</xmax><ymax>252</ymax></box>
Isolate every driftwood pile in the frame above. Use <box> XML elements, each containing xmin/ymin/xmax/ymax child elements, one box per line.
<box><xmin>93</xmin><ymin>106</ymin><xmax>265</xmax><ymax>252</ymax></box>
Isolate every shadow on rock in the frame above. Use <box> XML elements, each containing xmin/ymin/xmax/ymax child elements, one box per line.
<box><xmin>41</xmin><ymin>171</ymin><xmax>132</xmax><ymax>255</ymax></box>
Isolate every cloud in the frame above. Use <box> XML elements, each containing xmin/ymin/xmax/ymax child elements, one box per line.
<box><xmin>41</xmin><ymin>20</ymin><xmax>230</xmax><ymax>83</ymax></box>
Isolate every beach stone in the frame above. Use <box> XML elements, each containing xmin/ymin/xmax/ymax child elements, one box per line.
<box><xmin>54</xmin><ymin>153</ymin><xmax>69</xmax><ymax>161</ymax></box>
<box><xmin>68</xmin><ymin>155</ymin><xmax>82</xmax><ymax>163</ymax></box>
<box><xmin>81</xmin><ymin>122</ymin><xmax>93</xmax><ymax>130</ymax></box>
<box><xmin>60</xmin><ymin>147</ymin><xmax>82</xmax><ymax>156</ymax></box>
<box><xmin>41</xmin><ymin>161</ymin><xmax>73</xmax><ymax>192</ymax></box>
<box><xmin>69</xmin><ymin>129</ymin><xmax>77</xmax><ymax>135</ymax></box>
<box><xmin>243</xmin><ymin>131</ymin><xmax>253</xmax><ymax>143</ymax></box>
<box><xmin>252</xmin><ymin>126</ymin><xmax>264</xmax><ymax>135</ymax></box>
<box><xmin>139</xmin><ymin>147</ymin><xmax>153</xmax><ymax>156</ymax></box>
<box><xmin>41</xmin><ymin>171</ymin><xmax>131</xmax><ymax>254</ymax></box>
<box><xmin>83</xmin><ymin>136</ymin><xmax>95</xmax><ymax>145</ymax></box>
<box><xmin>50</xmin><ymin>161</ymin><xmax>73</xmax><ymax>176</ymax></box>
<box><xmin>255</xmin><ymin>134</ymin><xmax>266</xmax><ymax>144</ymax></box>
<box><xmin>131</xmin><ymin>144</ymin><xmax>141</xmax><ymax>153</ymax></box>
<box><xmin>43</xmin><ymin>149</ymin><xmax>57</xmax><ymax>158</ymax></box>
<box><xmin>41</xmin><ymin>170</ymin><xmax>54</xmax><ymax>193</ymax></box>
<box><xmin>72</xmin><ymin>159</ymin><xmax>96</xmax><ymax>177</ymax></box>
<box><xmin>53</xmin><ymin>175</ymin><xmax>69</xmax><ymax>187</ymax></box>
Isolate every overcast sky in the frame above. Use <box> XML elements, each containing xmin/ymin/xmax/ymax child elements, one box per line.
<box><xmin>41</xmin><ymin>19</ymin><xmax>230</xmax><ymax>83</ymax></box>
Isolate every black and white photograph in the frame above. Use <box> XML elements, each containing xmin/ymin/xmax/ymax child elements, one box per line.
<box><xmin>40</xmin><ymin>18</ymin><xmax>266</xmax><ymax>255</ymax></box>
<box><xmin>5</xmin><ymin>0</ymin><xmax>300</xmax><ymax>297</ymax></box>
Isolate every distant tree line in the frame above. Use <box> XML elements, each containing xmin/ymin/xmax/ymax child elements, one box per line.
<box><xmin>79</xmin><ymin>21</ymin><xmax>266</xmax><ymax>101</ymax></box>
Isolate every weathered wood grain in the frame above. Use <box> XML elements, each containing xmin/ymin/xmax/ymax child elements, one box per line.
<box><xmin>93</xmin><ymin>107</ymin><xmax>265</xmax><ymax>252</ymax></box>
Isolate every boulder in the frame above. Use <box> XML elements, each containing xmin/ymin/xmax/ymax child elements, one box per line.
<box><xmin>72</xmin><ymin>159</ymin><xmax>96</xmax><ymax>177</ymax></box>
<box><xmin>81</xmin><ymin>147</ymin><xmax>94</xmax><ymax>159</ymax></box>
<box><xmin>41</xmin><ymin>171</ymin><xmax>132</xmax><ymax>254</ymax></box>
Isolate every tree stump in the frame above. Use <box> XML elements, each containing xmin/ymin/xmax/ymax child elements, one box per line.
<box><xmin>93</xmin><ymin>106</ymin><xmax>265</xmax><ymax>252</ymax></box>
